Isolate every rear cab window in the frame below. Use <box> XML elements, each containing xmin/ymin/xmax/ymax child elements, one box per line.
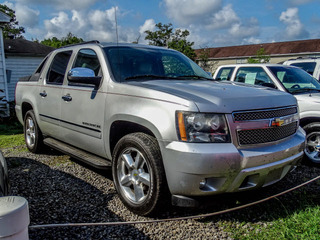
<box><xmin>46</xmin><ymin>51</ymin><xmax>73</xmax><ymax>85</ymax></box>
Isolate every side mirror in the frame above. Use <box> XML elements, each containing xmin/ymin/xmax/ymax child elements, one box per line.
<box><xmin>67</xmin><ymin>67</ymin><xmax>102</xmax><ymax>88</ymax></box>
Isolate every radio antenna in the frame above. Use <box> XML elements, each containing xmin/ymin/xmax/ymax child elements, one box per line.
<box><xmin>114</xmin><ymin>6</ymin><xmax>121</xmax><ymax>82</ymax></box>
<box><xmin>114</xmin><ymin>7</ymin><xmax>119</xmax><ymax>45</ymax></box>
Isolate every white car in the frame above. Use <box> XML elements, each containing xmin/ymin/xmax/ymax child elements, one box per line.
<box><xmin>0</xmin><ymin>151</ymin><xmax>10</xmax><ymax>196</ymax></box>
<box><xmin>283</xmin><ymin>57</ymin><xmax>320</xmax><ymax>81</ymax></box>
<box><xmin>214</xmin><ymin>63</ymin><xmax>320</xmax><ymax>163</ymax></box>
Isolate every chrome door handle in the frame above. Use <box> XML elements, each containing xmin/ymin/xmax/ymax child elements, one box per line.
<box><xmin>62</xmin><ymin>94</ymin><xmax>72</xmax><ymax>102</ymax></box>
<box><xmin>39</xmin><ymin>91</ymin><xmax>47</xmax><ymax>97</ymax></box>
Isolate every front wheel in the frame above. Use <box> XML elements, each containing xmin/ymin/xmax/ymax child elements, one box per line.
<box><xmin>303</xmin><ymin>122</ymin><xmax>320</xmax><ymax>164</ymax></box>
<box><xmin>24</xmin><ymin>110</ymin><xmax>44</xmax><ymax>153</ymax></box>
<box><xmin>112</xmin><ymin>133</ymin><xmax>167</xmax><ymax>216</ymax></box>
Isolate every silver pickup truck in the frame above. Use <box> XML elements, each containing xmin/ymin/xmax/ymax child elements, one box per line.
<box><xmin>15</xmin><ymin>42</ymin><xmax>305</xmax><ymax>215</ymax></box>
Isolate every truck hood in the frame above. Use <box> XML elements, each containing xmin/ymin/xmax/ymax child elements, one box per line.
<box><xmin>127</xmin><ymin>80</ymin><xmax>297</xmax><ymax>113</ymax></box>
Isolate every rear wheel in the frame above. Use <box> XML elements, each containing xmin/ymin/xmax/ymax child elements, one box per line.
<box><xmin>112</xmin><ymin>133</ymin><xmax>167</xmax><ymax>216</ymax></box>
<box><xmin>303</xmin><ymin>122</ymin><xmax>320</xmax><ymax>164</ymax></box>
<box><xmin>24</xmin><ymin>110</ymin><xmax>44</xmax><ymax>153</ymax></box>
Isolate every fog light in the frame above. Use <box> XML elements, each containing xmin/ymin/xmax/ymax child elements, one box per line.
<box><xmin>199</xmin><ymin>179</ymin><xmax>207</xmax><ymax>189</ymax></box>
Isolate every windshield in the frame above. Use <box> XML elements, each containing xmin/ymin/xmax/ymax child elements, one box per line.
<box><xmin>268</xmin><ymin>66</ymin><xmax>320</xmax><ymax>94</ymax></box>
<box><xmin>104</xmin><ymin>46</ymin><xmax>211</xmax><ymax>82</ymax></box>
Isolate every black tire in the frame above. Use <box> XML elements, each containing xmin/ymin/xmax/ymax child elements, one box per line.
<box><xmin>24</xmin><ymin>110</ymin><xmax>44</xmax><ymax>153</ymax></box>
<box><xmin>112</xmin><ymin>132</ymin><xmax>168</xmax><ymax>216</ymax></box>
<box><xmin>303</xmin><ymin>122</ymin><xmax>320</xmax><ymax>164</ymax></box>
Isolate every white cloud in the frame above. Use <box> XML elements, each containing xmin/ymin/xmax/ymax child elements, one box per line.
<box><xmin>88</xmin><ymin>9</ymin><xmax>116</xmax><ymax>32</ymax></box>
<box><xmin>163</xmin><ymin>0</ymin><xmax>260</xmax><ymax>48</ymax></box>
<box><xmin>15</xmin><ymin>4</ymin><xmax>39</xmax><ymax>28</ymax></box>
<box><xmin>242</xmin><ymin>37</ymin><xmax>262</xmax><ymax>45</ymax></box>
<box><xmin>139</xmin><ymin>19</ymin><xmax>156</xmax><ymax>35</ymax></box>
<box><xmin>3</xmin><ymin>1</ymin><xmax>14</xmax><ymax>9</ymax></box>
<box><xmin>163</xmin><ymin>0</ymin><xmax>222</xmax><ymax>25</ymax></box>
<box><xmin>138</xmin><ymin>19</ymin><xmax>156</xmax><ymax>44</ymax></box>
<box><xmin>206</xmin><ymin>4</ymin><xmax>239</xmax><ymax>30</ymax></box>
<box><xmin>229</xmin><ymin>17</ymin><xmax>259</xmax><ymax>38</ymax></box>
<box><xmin>279</xmin><ymin>7</ymin><xmax>309</xmax><ymax>39</ymax></box>
<box><xmin>11</xmin><ymin>0</ymin><xmax>97</xmax><ymax>10</ymax></box>
<box><xmin>42</xmin><ymin>7</ymin><xmax>136</xmax><ymax>43</ymax></box>
<box><xmin>3</xmin><ymin>2</ymin><xmax>39</xmax><ymax>28</ymax></box>
<box><xmin>44</xmin><ymin>12</ymin><xmax>70</xmax><ymax>38</ymax></box>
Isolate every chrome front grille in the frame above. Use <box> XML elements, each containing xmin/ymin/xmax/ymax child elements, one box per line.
<box><xmin>233</xmin><ymin>106</ymin><xmax>299</xmax><ymax>145</ymax></box>
<box><xmin>233</xmin><ymin>107</ymin><xmax>297</xmax><ymax>121</ymax></box>
<box><xmin>238</xmin><ymin>122</ymin><xmax>298</xmax><ymax>145</ymax></box>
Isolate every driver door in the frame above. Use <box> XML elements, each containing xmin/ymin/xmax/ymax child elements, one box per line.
<box><xmin>60</xmin><ymin>48</ymin><xmax>106</xmax><ymax>157</ymax></box>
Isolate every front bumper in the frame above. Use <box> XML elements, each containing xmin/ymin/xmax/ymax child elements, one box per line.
<box><xmin>161</xmin><ymin>128</ymin><xmax>305</xmax><ymax>196</ymax></box>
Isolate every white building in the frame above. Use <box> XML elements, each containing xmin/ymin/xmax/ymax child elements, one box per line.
<box><xmin>0</xmin><ymin>11</ymin><xmax>10</xmax><ymax>117</ymax></box>
<box><xmin>4</xmin><ymin>39</ymin><xmax>54</xmax><ymax>103</ymax></box>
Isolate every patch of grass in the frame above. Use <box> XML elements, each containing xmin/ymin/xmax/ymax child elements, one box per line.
<box><xmin>0</xmin><ymin>117</ymin><xmax>25</xmax><ymax>149</ymax></box>
<box><xmin>221</xmin><ymin>192</ymin><xmax>320</xmax><ymax>239</ymax></box>
<box><xmin>51</xmin><ymin>155</ymin><xmax>74</xmax><ymax>167</ymax></box>
<box><xmin>0</xmin><ymin>133</ymin><xmax>25</xmax><ymax>149</ymax></box>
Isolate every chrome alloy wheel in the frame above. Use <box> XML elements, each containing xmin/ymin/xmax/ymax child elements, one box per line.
<box><xmin>25</xmin><ymin>117</ymin><xmax>36</xmax><ymax>148</ymax></box>
<box><xmin>117</xmin><ymin>147</ymin><xmax>152</xmax><ymax>204</ymax></box>
<box><xmin>305</xmin><ymin>132</ymin><xmax>320</xmax><ymax>163</ymax></box>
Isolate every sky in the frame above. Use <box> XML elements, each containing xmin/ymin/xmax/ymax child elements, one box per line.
<box><xmin>2</xmin><ymin>0</ymin><xmax>320</xmax><ymax>49</ymax></box>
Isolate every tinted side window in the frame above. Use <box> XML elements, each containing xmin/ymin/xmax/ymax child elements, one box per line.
<box><xmin>73</xmin><ymin>49</ymin><xmax>101</xmax><ymax>76</ymax></box>
<box><xmin>35</xmin><ymin>56</ymin><xmax>49</xmax><ymax>74</ymax></box>
<box><xmin>235</xmin><ymin>67</ymin><xmax>273</xmax><ymax>86</ymax></box>
<box><xmin>290</xmin><ymin>62</ymin><xmax>316</xmax><ymax>75</ymax></box>
<box><xmin>47</xmin><ymin>51</ymin><xmax>72</xmax><ymax>85</ymax></box>
<box><xmin>215</xmin><ymin>67</ymin><xmax>234</xmax><ymax>80</ymax></box>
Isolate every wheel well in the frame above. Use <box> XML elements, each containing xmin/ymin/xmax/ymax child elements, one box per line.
<box><xmin>21</xmin><ymin>102</ymin><xmax>33</xmax><ymax>121</ymax></box>
<box><xmin>109</xmin><ymin>121</ymin><xmax>156</xmax><ymax>155</ymax></box>
<box><xmin>300</xmin><ymin>117</ymin><xmax>320</xmax><ymax>128</ymax></box>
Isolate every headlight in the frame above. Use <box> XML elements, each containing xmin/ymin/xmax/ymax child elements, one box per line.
<box><xmin>177</xmin><ymin>111</ymin><xmax>230</xmax><ymax>143</ymax></box>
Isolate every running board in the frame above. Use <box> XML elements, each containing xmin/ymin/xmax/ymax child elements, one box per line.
<box><xmin>43</xmin><ymin>138</ymin><xmax>111</xmax><ymax>169</ymax></box>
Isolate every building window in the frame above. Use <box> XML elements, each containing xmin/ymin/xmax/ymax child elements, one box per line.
<box><xmin>236</xmin><ymin>59</ymin><xmax>247</xmax><ymax>64</ymax></box>
<box><xmin>6</xmin><ymin>70</ymin><xmax>11</xmax><ymax>83</ymax></box>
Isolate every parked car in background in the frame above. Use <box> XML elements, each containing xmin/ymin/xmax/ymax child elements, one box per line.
<box><xmin>0</xmin><ymin>151</ymin><xmax>10</xmax><ymax>196</ymax></box>
<box><xmin>214</xmin><ymin>64</ymin><xmax>320</xmax><ymax>164</ymax></box>
<box><xmin>283</xmin><ymin>57</ymin><xmax>320</xmax><ymax>81</ymax></box>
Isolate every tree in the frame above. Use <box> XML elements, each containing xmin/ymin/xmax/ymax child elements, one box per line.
<box><xmin>40</xmin><ymin>33</ymin><xmax>84</xmax><ymax>48</ymax></box>
<box><xmin>145</xmin><ymin>23</ymin><xmax>173</xmax><ymax>47</ymax></box>
<box><xmin>247</xmin><ymin>47</ymin><xmax>270</xmax><ymax>63</ymax></box>
<box><xmin>145</xmin><ymin>23</ymin><xmax>196</xmax><ymax>60</ymax></box>
<box><xmin>197</xmin><ymin>46</ymin><xmax>210</xmax><ymax>69</ymax></box>
<box><xmin>0</xmin><ymin>4</ymin><xmax>25</xmax><ymax>39</ymax></box>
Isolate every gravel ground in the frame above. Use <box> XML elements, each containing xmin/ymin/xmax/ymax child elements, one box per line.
<box><xmin>3</xmin><ymin>146</ymin><xmax>320</xmax><ymax>240</ymax></box>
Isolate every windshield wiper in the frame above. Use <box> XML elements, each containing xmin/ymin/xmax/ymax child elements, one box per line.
<box><xmin>125</xmin><ymin>75</ymin><xmax>177</xmax><ymax>80</ymax></box>
<box><xmin>290</xmin><ymin>88</ymin><xmax>320</xmax><ymax>93</ymax></box>
<box><xmin>177</xmin><ymin>75</ymin><xmax>213</xmax><ymax>80</ymax></box>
